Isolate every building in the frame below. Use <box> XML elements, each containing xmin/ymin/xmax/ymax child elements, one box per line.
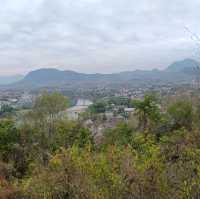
<box><xmin>66</xmin><ymin>105</ymin><xmax>88</xmax><ymax>120</ymax></box>
<box><xmin>65</xmin><ymin>98</ymin><xmax>93</xmax><ymax>120</ymax></box>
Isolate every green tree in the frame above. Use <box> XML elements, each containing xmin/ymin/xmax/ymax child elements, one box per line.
<box><xmin>76</xmin><ymin>128</ymin><xmax>94</xmax><ymax>148</ymax></box>
<box><xmin>53</xmin><ymin>120</ymin><xmax>94</xmax><ymax>150</ymax></box>
<box><xmin>132</xmin><ymin>94</ymin><xmax>161</xmax><ymax>132</ymax></box>
<box><xmin>103</xmin><ymin>122</ymin><xmax>133</xmax><ymax>146</ymax></box>
<box><xmin>0</xmin><ymin>104</ymin><xmax>14</xmax><ymax>117</ymax></box>
<box><xmin>167</xmin><ymin>99</ymin><xmax>193</xmax><ymax>130</ymax></box>
<box><xmin>0</xmin><ymin>119</ymin><xmax>19</xmax><ymax>161</ymax></box>
<box><xmin>31</xmin><ymin>92</ymin><xmax>69</xmax><ymax>136</ymax></box>
<box><xmin>89</xmin><ymin>101</ymin><xmax>106</xmax><ymax>114</ymax></box>
<box><xmin>21</xmin><ymin>92</ymin><xmax>69</xmax><ymax>165</ymax></box>
<box><xmin>33</xmin><ymin>92</ymin><xmax>69</xmax><ymax>119</ymax></box>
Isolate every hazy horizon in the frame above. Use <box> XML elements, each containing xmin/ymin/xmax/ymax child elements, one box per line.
<box><xmin>1</xmin><ymin>0</ymin><xmax>200</xmax><ymax>75</ymax></box>
<box><xmin>0</xmin><ymin>57</ymin><xmax>199</xmax><ymax>77</ymax></box>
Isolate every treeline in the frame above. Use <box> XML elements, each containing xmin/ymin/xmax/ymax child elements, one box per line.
<box><xmin>0</xmin><ymin>92</ymin><xmax>200</xmax><ymax>198</ymax></box>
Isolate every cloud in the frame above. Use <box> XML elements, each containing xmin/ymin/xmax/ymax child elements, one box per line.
<box><xmin>0</xmin><ymin>0</ymin><xmax>200</xmax><ymax>75</ymax></box>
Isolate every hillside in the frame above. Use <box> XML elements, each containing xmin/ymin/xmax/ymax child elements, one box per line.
<box><xmin>1</xmin><ymin>58</ymin><xmax>197</xmax><ymax>89</ymax></box>
<box><xmin>165</xmin><ymin>58</ymin><xmax>200</xmax><ymax>73</ymax></box>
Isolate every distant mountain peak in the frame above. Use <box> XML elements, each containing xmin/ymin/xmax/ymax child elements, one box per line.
<box><xmin>20</xmin><ymin>68</ymin><xmax>83</xmax><ymax>86</ymax></box>
<box><xmin>4</xmin><ymin>58</ymin><xmax>198</xmax><ymax>89</ymax></box>
<box><xmin>166</xmin><ymin>58</ymin><xmax>200</xmax><ymax>72</ymax></box>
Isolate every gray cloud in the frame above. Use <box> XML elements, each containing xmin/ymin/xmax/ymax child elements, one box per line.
<box><xmin>0</xmin><ymin>0</ymin><xmax>200</xmax><ymax>75</ymax></box>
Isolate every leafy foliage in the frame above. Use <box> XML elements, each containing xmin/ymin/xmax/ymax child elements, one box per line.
<box><xmin>0</xmin><ymin>93</ymin><xmax>200</xmax><ymax>198</ymax></box>
<box><xmin>0</xmin><ymin>120</ymin><xmax>19</xmax><ymax>160</ymax></box>
<box><xmin>167</xmin><ymin>99</ymin><xmax>193</xmax><ymax>130</ymax></box>
<box><xmin>0</xmin><ymin>104</ymin><xmax>15</xmax><ymax>117</ymax></box>
<box><xmin>132</xmin><ymin>94</ymin><xmax>161</xmax><ymax>131</ymax></box>
<box><xmin>89</xmin><ymin>101</ymin><xmax>107</xmax><ymax>114</ymax></box>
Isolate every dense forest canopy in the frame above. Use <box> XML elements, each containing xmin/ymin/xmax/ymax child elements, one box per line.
<box><xmin>0</xmin><ymin>92</ymin><xmax>200</xmax><ymax>198</ymax></box>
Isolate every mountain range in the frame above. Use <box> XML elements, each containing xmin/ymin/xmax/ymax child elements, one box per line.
<box><xmin>1</xmin><ymin>58</ymin><xmax>199</xmax><ymax>89</ymax></box>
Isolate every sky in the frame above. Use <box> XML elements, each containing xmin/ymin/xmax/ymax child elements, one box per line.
<box><xmin>0</xmin><ymin>0</ymin><xmax>200</xmax><ymax>75</ymax></box>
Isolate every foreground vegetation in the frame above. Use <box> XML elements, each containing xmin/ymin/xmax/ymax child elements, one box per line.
<box><xmin>1</xmin><ymin>92</ymin><xmax>200</xmax><ymax>198</ymax></box>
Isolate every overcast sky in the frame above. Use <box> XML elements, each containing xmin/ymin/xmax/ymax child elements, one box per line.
<box><xmin>0</xmin><ymin>0</ymin><xmax>200</xmax><ymax>75</ymax></box>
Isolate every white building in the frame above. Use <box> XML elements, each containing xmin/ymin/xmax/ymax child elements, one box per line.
<box><xmin>76</xmin><ymin>99</ymin><xmax>93</xmax><ymax>106</ymax></box>
<box><xmin>66</xmin><ymin>105</ymin><xmax>88</xmax><ymax>120</ymax></box>
<box><xmin>64</xmin><ymin>98</ymin><xmax>93</xmax><ymax>120</ymax></box>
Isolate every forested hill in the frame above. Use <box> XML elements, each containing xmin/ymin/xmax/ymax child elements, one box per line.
<box><xmin>2</xmin><ymin>58</ymin><xmax>199</xmax><ymax>89</ymax></box>
<box><xmin>165</xmin><ymin>58</ymin><xmax>200</xmax><ymax>73</ymax></box>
